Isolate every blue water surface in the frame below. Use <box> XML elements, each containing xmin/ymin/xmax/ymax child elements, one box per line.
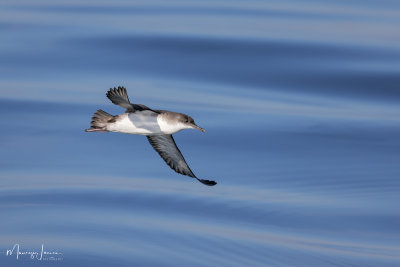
<box><xmin>1</xmin><ymin>0</ymin><xmax>400</xmax><ymax>266</ymax></box>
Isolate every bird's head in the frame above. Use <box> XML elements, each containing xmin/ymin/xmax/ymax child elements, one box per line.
<box><xmin>179</xmin><ymin>114</ymin><xmax>205</xmax><ymax>133</ymax></box>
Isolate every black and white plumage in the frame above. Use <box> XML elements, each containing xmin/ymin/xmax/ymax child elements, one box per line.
<box><xmin>86</xmin><ymin>86</ymin><xmax>217</xmax><ymax>186</ymax></box>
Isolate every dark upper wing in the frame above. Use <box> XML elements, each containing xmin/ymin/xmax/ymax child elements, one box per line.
<box><xmin>106</xmin><ymin>86</ymin><xmax>134</xmax><ymax>111</ymax></box>
<box><xmin>147</xmin><ymin>135</ymin><xmax>216</xmax><ymax>186</ymax></box>
<box><xmin>106</xmin><ymin>86</ymin><xmax>156</xmax><ymax>112</ymax></box>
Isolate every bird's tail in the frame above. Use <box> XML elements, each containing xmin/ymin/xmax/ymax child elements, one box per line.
<box><xmin>85</xmin><ymin>109</ymin><xmax>114</xmax><ymax>132</ymax></box>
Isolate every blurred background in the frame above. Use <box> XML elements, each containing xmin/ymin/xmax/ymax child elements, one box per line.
<box><xmin>1</xmin><ymin>0</ymin><xmax>400</xmax><ymax>266</ymax></box>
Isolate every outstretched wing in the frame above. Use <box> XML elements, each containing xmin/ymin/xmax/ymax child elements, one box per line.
<box><xmin>106</xmin><ymin>86</ymin><xmax>153</xmax><ymax>112</ymax></box>
<box><xmin>106</xmin><ymin>86</ymin><xmax>133</xmax><ymax>111</ymax></box>
<box><xmin>147</xmin><ymin>135</ymin><xmax>217</xmax><ymax>186</ymax></box>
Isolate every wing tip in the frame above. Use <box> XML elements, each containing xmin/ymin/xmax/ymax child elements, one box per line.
<box><xmin>197</xmin><ymin>178</ymin><xmax>217</xmax><ymax>186</ymax></box>
<box><xmin>106</xmin><ymin>86</ymin><xmax>128</xmax><ymax>99</ymax></box>
<box><xmin>105</xmin><ymin>86</ymin><xmax>133</xmax><ymax>110</ymax></box>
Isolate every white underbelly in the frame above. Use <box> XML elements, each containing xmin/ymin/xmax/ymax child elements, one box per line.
<box><xmin>108</xmin><ymin>112</ymin><xmax>163</xmax><ymax>135</ymax></box>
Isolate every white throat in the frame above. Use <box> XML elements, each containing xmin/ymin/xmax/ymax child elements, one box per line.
<box><xmin>157</xmin><ymin>117</ymin><xmax>190</xmax><ymax>134</ymax></box>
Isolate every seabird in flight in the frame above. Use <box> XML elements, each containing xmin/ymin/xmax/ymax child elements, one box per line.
<box><xmin>85</xmin><ymin>86</ymin><xmax>217</xmax><ymax>186</ymax></box>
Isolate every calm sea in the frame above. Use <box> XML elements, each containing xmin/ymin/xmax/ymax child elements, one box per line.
<box><xmin>1</xmin><ymin>1</ymin><xmax>400</xmax><ymax>266</ymax></box>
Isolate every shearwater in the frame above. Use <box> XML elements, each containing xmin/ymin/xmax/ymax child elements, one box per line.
<box><xmin>85</xmin><ymin>86</ymin><xmax>217</xmax><ymax>186</ymax></box>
